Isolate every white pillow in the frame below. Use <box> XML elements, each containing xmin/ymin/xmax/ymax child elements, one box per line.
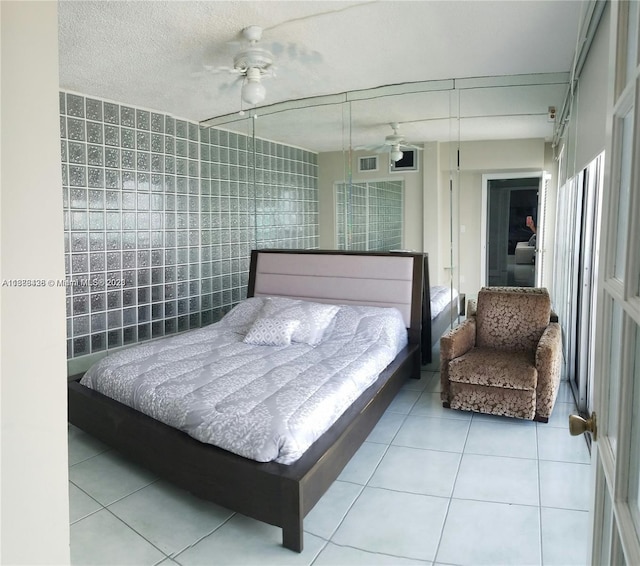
<box><xmin>260</xmin><ymin>297</ymin><xmax>340</xmax><ymax>346</ymax></box>
<box><xmin>243</xmin><ymin>317</ymin><xmax>300</xmax><ymax>346</ymax></box>
<box><xmin>220</xmin><ymin>297</ymin><xmax>265</xmax><ymax>332</ymax></box>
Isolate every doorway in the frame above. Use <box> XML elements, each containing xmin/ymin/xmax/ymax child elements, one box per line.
<box><xmin>482</xmin><ymin>175</ymin><xmax>541</xmax><ymax>287</ymax></box>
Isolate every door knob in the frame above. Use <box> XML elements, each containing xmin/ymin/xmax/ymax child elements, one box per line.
<box><xmin>569</xmin><ymin>412</ymin><xmax>597</xmax><ymax>441</ymax></box>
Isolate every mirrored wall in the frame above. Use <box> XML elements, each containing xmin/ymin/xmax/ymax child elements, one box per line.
<box><xmin>63</xmin><ymin>73</ymin><xmax>568</xmax><ymax>366</ymax></box>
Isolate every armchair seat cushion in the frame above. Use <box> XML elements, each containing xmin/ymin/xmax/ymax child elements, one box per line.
<box><xmin>449</xmin><ymin>348</ymin><xmax>537</xmax><ymax>390</ymax></box>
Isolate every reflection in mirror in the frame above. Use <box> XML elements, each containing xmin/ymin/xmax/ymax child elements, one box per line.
<box><xmin>202</xmin><ymin>73</ymin><xmax>570</xmax><ymax>342</ymax></box>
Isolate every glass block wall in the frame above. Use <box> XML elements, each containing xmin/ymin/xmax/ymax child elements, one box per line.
<box><xmin>336</xmin><ymin>180</ymin><xmax>403</xmax><ymax>251</ymax></box>
<box><xmin>60</xmin><ymin>91</ymin><xmax>318</xmax><ymax>359</ymax></box>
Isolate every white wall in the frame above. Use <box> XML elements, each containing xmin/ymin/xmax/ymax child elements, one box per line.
<box><xmin>1</xmin><ymin>2</ymin><xmax>70</xmax><ymax>563</ymax></box>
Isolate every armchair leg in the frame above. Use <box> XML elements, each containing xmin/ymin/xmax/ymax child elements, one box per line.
<box><xmin>442</xmin><ymin>401</ymin><xmax>450</xmax><ymax>409</ymax></box>
<box><xmin>534</xmin><ymin>414</ymin><xmax>549</xmax><ymax>423</ymax></box>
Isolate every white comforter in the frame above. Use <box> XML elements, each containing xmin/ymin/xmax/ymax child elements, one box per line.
<box><xmin>80</xmin><ymin>298</ymin><xmax>408</xmax><ymax>464</ymax></box>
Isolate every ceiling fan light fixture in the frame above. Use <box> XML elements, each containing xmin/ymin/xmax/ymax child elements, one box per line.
<box><xmin>390</xmin><ymin>145</ymin><xmax>403</xmax><ymax>162</ymax></box>
<box><xmin>241</xmin><ymin>67</ymin><xmax>266</xmax><ymax>105</ymax></box>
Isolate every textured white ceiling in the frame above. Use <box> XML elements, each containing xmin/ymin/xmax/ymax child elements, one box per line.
<box><xmin>58</xmin><ymin>0</ymin><xmax>585</xmax><ymax>151</ymax></box>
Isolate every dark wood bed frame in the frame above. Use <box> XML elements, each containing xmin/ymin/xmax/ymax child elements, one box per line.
<box><xmin>420</xmin><ymin>254</ymin><xmax>460</xmax><ymax>365</ymax></box>
<box><xmin>67</xmin><ymin>249</ymin><xmax>424</xmax><ymax>552</ymax></box>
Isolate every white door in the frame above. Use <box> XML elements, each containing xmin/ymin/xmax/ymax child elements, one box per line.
<box><xmin>580</xmin><ymin>2</ymin><xmax>640</xmax><ymax>562</ymax></box>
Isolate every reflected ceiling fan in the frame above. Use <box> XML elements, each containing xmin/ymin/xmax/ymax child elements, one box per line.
<box><xmin>356</xmin><ymin>122</ymin><xmax>423</xmax><ymax>162</ymax></box>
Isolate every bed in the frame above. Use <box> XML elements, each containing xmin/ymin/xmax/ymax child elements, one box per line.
<box><xmin>420</xmin><ymin>255</ymin><xmax>460</xmax><ymax>364</ymax></box>
<box><xmin>68</xmin><ymin>249</ymin><xmax>424</xmax><ymax>552</ymax></box>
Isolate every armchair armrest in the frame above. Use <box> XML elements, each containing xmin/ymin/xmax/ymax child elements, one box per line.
<box><xmin>440</xmin><ymin>318</ymin><xmax>476</xmax><ymax>404</ymax></box>
<box><xmin>534</xmin><ymin>322</ymin><xmax>563</xmax><ymax>420</ymax></box>
<box><xmin>467</xmin><ymin>299</ymin><xmax>477</xmax><ymax>318</ymax></box>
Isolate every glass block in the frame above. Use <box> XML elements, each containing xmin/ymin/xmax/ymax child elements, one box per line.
<box><xmin>165</xmin><ymin>249</ymin><xmax>176</xmax><ymax>265</ymax></box>
<box><xmin>137</xmin><ymin>152</ymin><xmax>150</xmax><ymax>172</ymax></box>
<box><xmin>164</xmin><ymin>283</ymin><xmax>176</xmax><ymax>300</ymax></box>
<box><xmin>151</xmin><ymin>285</ymin><xmax>164</xmax><ymax>302</ymax></box>
<box><xmin>138</xmin><ymin>304</ymin><xmax>150</xmax><ymax>322</ymax></box>
<box><xmin>86</xmin><ymin>122</ymin><xmax>103</xmax><ymax>145</ymax></box>
<box><xmin>101</xmin><ymin>101</ymin><xmax>118</xmax><ymax>124</ymax></box>
<box><xmin>123</xmin><ymin>326</ymin><xmax>137</xmax><ymax>345</ymax></box>
<box><xmin>132</xmin><ymin>129</ymin><xmax>149</xmax><ymax>151</ymax></box>
<box><xmin>175</xmin><ymin>139</ymin><xmax>189</xmax><ymax>157</ymax></box>
<box><xmin>68</xmin><ymin>141</ymin><xmax>86</xmax><ymax>165</ymax></box>
<box><xmin>137</xmin><ymin>212</ymin><xmax>150</xmax><ymax>230</ymax></box>
<box><xmin>177</xmin><ymin>299</ymin><xmax>189</xmax><ymax>315</ymax></box>
<box><xmin>164</xmin><ymin>174</ymin><xmax>175</xmax><ymax>192</ymax></box>
<box><xmin>137</xmin><ymin>250</ymin><xmax>150</xmax><ymax>268</ymax></box>
<box><xmin>136</xmin><ymin>109</ymin><xmax>150</xmax><ymax>130</ymax></box>
<box><xmin>165</xmin><ymin>214</ymin><xmax>176</xmax><ymax>230</ymax></box>
<box><xmin>121</xmin><ymin>149</ymin><xmax>135</xmax><ymax>170</ymax></box>
<box><xmin>89</xmin><ymin>252</ymin><xmax>105</xmax><ymax>272</ymax></box>
<box><xmin>67</xmin><ymin>118</ymin><xmax>85</xmax><ymax>142</ymax></box>
<box><xmin>66</xmin><ymin>94</ymin><xmax>84</xmax><ymax>118</ymax></box>
<box><xmin>86</xmin><ymin>98</ymin><xmax>103</xmax><ymax>122</ymax></box>
<box><xmin>104</xmin><ymin>124</ymin><xmax>119</xmax><ymax>147</ymax></box>
<box><xmin>137</xmin><ymin>269</ymin><xmax>150</xmax><ymax>286</ymax></box>
<box><xmin>176</xmin><ymin>158</ymin><xmax>187</xmax><ymax>176</ymax></box>
<box><xmin>71</xmin><ymin>253</ymin><xmax>89</xmax><ymax>274</ymax></box>
<box><xmin>122</xmin><ymin>288</ymin><xmax>136</xmax><ymax>307</ymax></box>
<box><xmin>120</xmin><ymin>106</ymin><xmax>135</xmax><ymax>128</ymax></box>
<box><xmin>69</xmin><ymin>188</ymin><xmax>87</xmax><ymax>209</ymax></box>
<box><xmin>60</xmin><ymin>116</ymin><xmax>67</xmax><ymax>140</ymax></box>
<box><xmin>88</xmin><ymin>168</ymin><xmax>104</xmax><ymax>188</ymax></box>
<box><xmin>105</xmin><ymin>170</ymin><xmax>120</xmax><ymax>190</ymax></box>
<box><xmin>70</xmin><ymin>210</ymin><xmax>87</xmax><ymax>230</ymax></box>
<box><xmin>87</xmin><ymin>189</ymin><xmax>104</xmax><ymax>210</ymax></box>
<box><xmin>151</xmin><ymin>113</ymin><xmax>164</xmax><ymax>133</ymax></box>
<box><xmin>69</xmin><ymin>166</ymin><xmax>87</xmax><ymax>187</ymax></box>
<box><xmin>138</xmin><ymin>231</ymin><xmax>150</xmax><ymax>249</ymax></box>
<box><xmin>107</xmin><ymin>290</ymin><xmax>122</xmax><ymax>310</ymax></box>
<box><xmin>121</xmin><ymin>250</ymin><xmax>135</xmax><ymax>270</ymax></box>
<box><xmin>91</xmin><ymin>333</ymin><xmax>107</xmax><ymax>353</ymax></box>
<box><xmin>88</xmin><ymin>211</ymin><xmax>104</xmax><ymax>230</ymax></box>
<box><xmin>177</xmin><ymin>247</ymin><xmax>188</xmax><ymax>264</ymax></box>
<box><xmin>151</xmin><ymin>133</ymin><xmax>163</xmax><ymax>153</ymax></box>
<box><xmin>151</xmin><ymin>302</ymin><xmax>164</xmax><ymax>320</ymax></box>
<box><xmin>90</xmin><ymin>291</ymin><xmax>106</xmax><ymax>312</ymax></box>
<box><xmin>122</xmin><ymin>269</ymin><xmax>136</xmax><ymax>289</ymax></box>
<box><xmin>150</xmin><ymin>154</ymin><xmax>163</xmax><ymax>174</ymax></box>
<box><xmin>151</xmin><ymin>231</ymin><xmax>163</xmax><ymax>248</ymax></box>
<box><xmin>106</xmin><ymin>310</ymin><xmax>122</xmax><ymax>330</ymax></box>
<box><xmin>122</xmin><ymin>231</ymin><xmax>136</xmax><ymax>249</ymax></box>
<box><xmin>164</xmin><ymin>318</ymin><xmax>177</xmax><ymax>335</ymax></box>
<box><xmin>151</xmin><ymin>249</ymin><xmax>164</xmax><ymax>266</ymax></box>
<box><xmin>108</xmin><ymin>329</ymin><xmax>123</xmax><ymax>348</ymax></box>
<box><xmin>137</xmin><ymin>173</ymin><xmax>150</xmax><ymax>192</ymax></box>
<box><xmin>73</xmin><ymin>295</ymin><xmax>89</xmax><ymax>315</ymax></box>
<box><xmin>73</xmin><ymin>315</ymin><xmax>90</xmax><ymax>336</ymax></box>
<box><xmin>151</xmin><ymin>212</ymin><xmax>163</xmax><ymax>230</ymax></box>
<box><xmin>151</xmin><ymin>175</ymin><xmax>163</xmax><ymax>193</ymax></box>
<box><xmin>137</xmin><ymin>323</ymin><xmax>150</xmax><ymax>341</ymax></box>
<box><xmin>174</xmin><ymin>120</ymin><xmax>186</xmax><ymax>139</ymax></box>
<box><xmin>151</xmin><ymin>267</ymin><xmax>163</xmax><ymax>284</ymax></box>
<box><xmin>136</xmin><ymin>192</ymin><xmax>149</xmax><ymax>211</ymax></box>
<box><xmin>104</xmin><ymin>148</ymin><xmax>120</xmax><ymax>169</ymax></box>
<box><xmin>73</xmin><ymin>336</ymin><xmax>90</xmax><ymax>357</ymax></box>
<box><xmin>177</xmin><ymin>279</ymin><xmax>188</xmax><ymax>296</ymax></box>
<box><xmin>149</xmin><ymin>321</ymin><xmax>163</xmax><ymax>338</ymax></box>
<box><xmin>123</xmin><ymin>307</ymin><xmax>137</xmax><ymax>327</ymax></box>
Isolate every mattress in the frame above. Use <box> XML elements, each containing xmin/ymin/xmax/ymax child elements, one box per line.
<box><xmin>430</xmin><ymin>286</ymin><xmax>459</xmax><ymax>318</ymax></box>
<box><xmin>80</xmin><ymin>297</ymin><xmax>408</xmax><ymax>464</ymax></box>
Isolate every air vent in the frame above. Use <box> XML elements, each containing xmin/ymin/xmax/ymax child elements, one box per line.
<box><xmin>358</xmin><ymin>155</ymin><xmax>378</xmax><ymax>172</ymax></box>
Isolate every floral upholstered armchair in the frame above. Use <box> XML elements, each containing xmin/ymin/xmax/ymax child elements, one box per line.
<box><xmin>440</xmin><ymin>287</ymin><xmax>562</xmax><ymax>422</ymax></box>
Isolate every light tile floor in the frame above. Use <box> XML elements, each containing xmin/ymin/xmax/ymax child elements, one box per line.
<box><xmin>69</xmin><ymin>371</ymin><xmax>590</xmax><ymax>566</ymax></box>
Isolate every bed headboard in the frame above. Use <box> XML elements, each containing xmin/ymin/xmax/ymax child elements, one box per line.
<box><xmin>247</xmin><ymin>249</ymin><xmax>424</xmax><ymax>345</ymax></box>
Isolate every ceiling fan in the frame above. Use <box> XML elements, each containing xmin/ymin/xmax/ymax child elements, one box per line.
<box><xmin>356</xmin><ymin>123</ymin><xmax>423</xmax><ymax>162</ymax></box>
<box><xmin>208</xmin><ymin>25</ymin><xmax>276</xmax><ymax>107</ymax></box>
